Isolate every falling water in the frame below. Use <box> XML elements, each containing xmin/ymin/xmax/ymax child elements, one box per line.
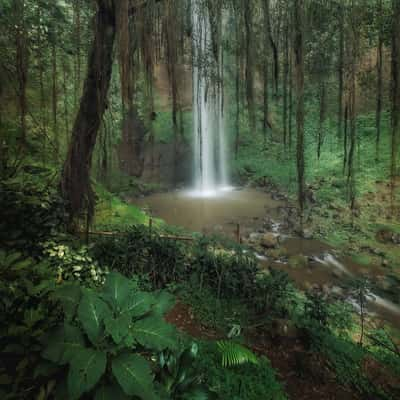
<box><xmin>192</xmin><ymin>0</ymin><xmax>230</xmax><ymax>196</ymax></box>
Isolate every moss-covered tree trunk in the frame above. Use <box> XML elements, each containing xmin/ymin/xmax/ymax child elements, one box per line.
<box><xmin>61</xmin><ymin>0</ymin><xmax>116</xmax><ymax>224</ymax></box>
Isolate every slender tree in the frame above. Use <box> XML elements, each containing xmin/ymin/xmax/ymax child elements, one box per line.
<box><xmin>376</xmin><ymin>0</ymin><xmax>384</xmax><ymax>161</ymax></box>
<box><xmin>294</xmin><ymin>0</ymin><xmax>305</xmax><ymax>218</ymax></box>
<box><xmin>391</xmin><ymin>0</ymin><xmax>400</xmax><ymax>213</ymax></box>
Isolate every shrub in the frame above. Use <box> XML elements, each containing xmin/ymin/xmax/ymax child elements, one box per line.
<box><xmin>0</xmin><ymin>250</ymin><xmax>58</xmax><ymax>400</ymax></box>
<box><xmin>198</xmin><ymin>343</ymin><xmax>287</xmax><ymax>400</ymax></box>
<box><xmin>42</xmin><ymin>272</ymin><xmax>178</xmax><ymax>399</ymax></box>
<box><xmin>0</xmin><ymin>173</ymin><xmax>66</xmax><ymax>254</ymax></box>
<box><xmin>91</xmin><ymin>226</ymin><xmax>187</xmax><ymax>288</ymax></box>
<box><xmin>190</xmin><ymin>237</ymin><xmax>258</xmax><ymax>300</ymax></box>
<box><xmin>42</xmin><ymin>241</ymin><xmax>108</xmax><ymax>286</ymax></box>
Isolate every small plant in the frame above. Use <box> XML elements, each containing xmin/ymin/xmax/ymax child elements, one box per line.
<box><xmin>42</xmin><ymin>241</ymin><xmax>108</xmax><ymax>286</ymax></box>
<box><xmin>346</xmin><ymin>278</ymin><xmax>373</xmax><ymax>346</ymax></box>
<box><xmin>252</xmin><ymin>269</ymin><xmax>297</xmax><ymax>318</ymax></box>
<box><xmin>43</xmin><ymin>272</ymin><xmax>178</xmax><ymax>399</ymax></box>
<box><xmin>156</xmin><ymin>343</ymin><xmax>216</xmax><ymax>399</ymax></box>
<box><xmin>216</xmin><ymin>341</ymin><xmax>258</xmax><ymax>368</ymax></box>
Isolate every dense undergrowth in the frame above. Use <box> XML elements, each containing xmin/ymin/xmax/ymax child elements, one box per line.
<box><xmin>1</xmin><ymin>170</ymin><xmax>399</xmax><ymax>399</ymax></box>
<box><xmin>233</xmin><ymin>106</ymin><xmax>400</xmax><ymax>295</ymax></box>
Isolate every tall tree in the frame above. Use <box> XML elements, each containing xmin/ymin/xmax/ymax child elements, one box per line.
<box><xmin>391</xmin><ymin>0</ymin><xmax>400</xmax><ymax>211</ymax></box>
<box><xmin>61</xmin><ymin>0</ymin><xmax>116</xmax><ymax>224</ymax></box>
<box><xmin>338</xmin><ymin>1</ymin><xmax>345</xmax><ymax>140</ymax></box>
<box><xmin>294</xmin><ymin>0</ymin><xmax>305</xmax><ymax>218</ymax></box>
<box><xmin>376</xmin><ymin>0</ymin><xmax>384</xmax><ymax>160</ymax></box>
<box><xmin>14</xmin><ymin>0</ymin><xmax>28</xmax><ymax>146</ymax></box>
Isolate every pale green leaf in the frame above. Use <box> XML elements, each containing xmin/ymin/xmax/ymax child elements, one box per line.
<box><xmin>132</xmin><ymin>317</ymin><xmax>177</xmax><ymax>351</ymax></box>
<box><xmin>78</xmin><ymin>290</ymin><xmax>109</xmax><ymax>344</ymax></box>
<box><xmin>67</xmin><ymin>348</ymin><xmax>106</xmax><ymax>400</ymax></box>
<box><xmin>112</xmin><ymin>353</ymin><xmax>158</xmax><ymax>400</ymax></box>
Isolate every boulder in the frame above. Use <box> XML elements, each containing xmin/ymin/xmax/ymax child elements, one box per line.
<box><xmin>248</xmin><ymin>232</ymin><xmax>262</xmax><ymax>244</ymax></box>
<box><xmin>301</xmin><ymin>228</ymin><xmax>314</xmax><ymax>240</ymax></box>
<box><xmin>261</xmin><ymin>232</ymin><xmax>279</xmax><ymax>249</ymax></box>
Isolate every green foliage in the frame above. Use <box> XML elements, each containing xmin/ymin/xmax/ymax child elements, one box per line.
<box><xmin>197</xmin><ymin>343</ymin><xmax>286</xmax><ymax>400</ymax></box>
<box><xmin>0</xmin><ymin>171</ymin><xmax>66</xmax><ymax>253</ymax></box>
<box><xmin>216</xmin><ymin>341</ymin><xmax>258</xmax><ymax>368</ymax></box>
<box><xmin>43</xmin><ymin>272</ymin><xmax>178</xmax><ymax>399</ymax></box>
<box><xmin>0</xmin><ymin>250</ymin><xmax>58</xmax><ymax>399</ymax></box>
<box><xmin>156</xmin><ymin>343</ymin><xmax>216</xmax><ymax>399</ymax></box>
<box><xmin>315</xmin><ymin>333</ymin><xmax>393</xmax><ymax>399</ymax></box>
<box><xmin>42</xmin><ymin>241</ymin><xmax>108</xmax><ymax>285</ymax></box>
<box><xmin>251</xmin><ymin>269</ymin><xmax>298</xmax><ymax>318</ymax></box>
<box><xmin>367</xmin><ymin>329</ymin><xmax>400</xmax><ymax>379</ymax></box>
<box><xmin>190</xmin><ymin>237</ymin><xmax>258</xmax><ymax>300</ymax></box>
<box><xmin>92</xmin><ymin>226</ymin><xmax>187</xmax><ymax>289</ymax></box>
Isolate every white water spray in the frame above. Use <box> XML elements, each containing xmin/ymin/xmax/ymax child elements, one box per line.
<box><xmin>191</xmin><ymin>0</ymin><xmax>230</xmax><ymax>196</ymax></box>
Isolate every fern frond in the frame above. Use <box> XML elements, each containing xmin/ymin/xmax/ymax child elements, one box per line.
<box><xmin>216</xmin><ymin>340</ymin><xmax>258</xmax><ymax>368</ymax></box>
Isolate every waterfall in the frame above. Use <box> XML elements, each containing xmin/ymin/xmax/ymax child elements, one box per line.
<box><xmin>192</xmin><ymin>0</ymin><xmax>230</xmax><ymax>196</ymax></box>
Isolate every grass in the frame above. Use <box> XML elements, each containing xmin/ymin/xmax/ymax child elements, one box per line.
<box><xmin>94</xmin><ymin>183</ymin><xmax>152</xmax><ymax>230</ymax></box>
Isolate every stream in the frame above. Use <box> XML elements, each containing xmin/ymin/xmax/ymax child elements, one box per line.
<box><xmin>132</xmin><ymin>187</ymin><xmax>400</xmax><ymax>329</ymax></box>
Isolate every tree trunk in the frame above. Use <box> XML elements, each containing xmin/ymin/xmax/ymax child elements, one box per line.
<box><xmin>244</xmin><ymin>1</ymin><xmax>254</xmax><ymax>129</ymax></box>
<box><xmin>391</xmin><ymin>0</ymin><xmax>400</xmax><ymax>213</ymax></box>
<box><xmin>262</xmin><ymin>0</ymin><xmax>270</xmax><ymax>143</ymax></box>
<box><xmin>289</xmin><ymin>48</ymin><xmax>293</xmax><ymax>149</ymax></box>
<box><xmin>61</xmin><ymin>1</ymin><xmax>116</xmax><ymax>224</ymax></box>
<box><xmin>294</xmin><ymin>0</ymin><xmax>305</xmax><ymax>219</ymax></box>
<box><xmin>52</xmin><ymin>42</ymin><xmax>58</xmax><ymax>156</ymax></box>
<box><xmin>376</xmin><ymin>0</ymin><xmax>383</xmax><ymax>161</ymax></box>
<box><xmin>283</xmin><ymin>9</ymin><xmax>289</xmax><ymax>147</ymax></box>
<box><xmin>14</xmin><ymin>0</ymin><xmax>28</xmax><ymax>146</ymax></box>
<box><xmin>338</xmin><ymin>2</ymin><xmax>344</xmax><ymax>139</ymax></box>
<box><xmin>317</xmin><ymin>80</ymin><xmax>326</xmax><ymax>160</ymax></box>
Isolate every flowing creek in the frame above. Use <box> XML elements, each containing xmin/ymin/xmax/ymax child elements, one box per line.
<box><xmin>132</xmin><ymin>187</ymin><xmax>400</xmax><ymax>329</ymax></box>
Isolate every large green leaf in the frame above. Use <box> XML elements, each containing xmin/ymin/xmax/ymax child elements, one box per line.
<box><xmin>151</xmin><ymin>291</ymin><xmax>175</xmax><ymax>316</ymax></box>
<box><xmin>112</xmin><ymin>353</ymin><xmax>158</xmax><ymax>400</ymax></box>
<box><xmin>68</xmin><ymin>348</ymin><xmax>106</xmax><ymax>400</ymax></box>
<box><xmin>53</xmin><ymin>284</ymin><xmax>81</xmax><ymax>320</ymax></box>
<box><xmin>104</xmin><ymin>314</ymin><xmax>131</xmax><ymax>345</ymax></box>
<box><xmin>94</xmin><ymin>384</ymin><xmax>130</xmax><ymax>400</ymax></box>
<box><xmin>42</xmin><ymin>324</ymin><xmax>85</xmax><ymax>365</ymax></box>
<box><xmin>121</xmin><ymin>291</ymin><xmax>154</xmax><ymax>318</ymax></box>
<box><xmin>78</xmin><ymin>290</ymin><xmax>109</xmax><ymax>344</ymax></box>
<box><xmin>102</xmin><ymin>272</ymin><xmax>132</xmax><ymax>309</ymax></box>
<box><xmin>132</xmin><ymin>317</ymin><xmax>177</xmax><ymax>351</ymax></box>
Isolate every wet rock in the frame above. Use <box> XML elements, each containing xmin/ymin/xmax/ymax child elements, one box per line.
<box><xmin>288</xmin><ymin>255</ymin><xmax>308</xmax><ymax>269</ymax></box>
<box><xmin>376</xmin><ymin>228</ymin><xmax>397</xmax><ymax>244</ymax></box>
<box><xmin>382</xmin><ymin>259</ymin><xmax>390</xmax><ymax>268</ymax></box>
<box><xmin>331</xmin><ymin>286</ymin><xmax>344</xmax><ymax>296</ymax></box>
<box><xmin>268</xmin><ymin>247</ymin><xmax>288</xmax><ymax>260</ymax></box>
<box><xmin>301</xmin><ymin>228</ymin><xmax>314</xmax><ymax>240</ymax></box>
<box><xmin>261</xmin><ymin>232</ymin><xmax>279</xmax><ymax>249</ymax></box>
<box><xmin>249</xmin><ymin>232</ymin><xmax>262</xmax><ymax>243</ymax></box>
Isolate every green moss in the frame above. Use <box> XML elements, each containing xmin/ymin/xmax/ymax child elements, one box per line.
<box><xmin>94</xmin><ymin>184</ymin><xmax>157</xmax><ymax>229</ymax></box>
